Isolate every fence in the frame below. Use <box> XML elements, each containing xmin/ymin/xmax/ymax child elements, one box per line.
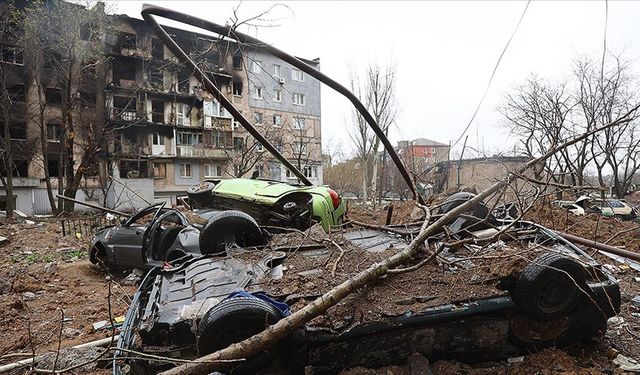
<box><xmin>61</xmin><ymin>216</ymin><xmax>120</xmax><ymax>238</ymax></box>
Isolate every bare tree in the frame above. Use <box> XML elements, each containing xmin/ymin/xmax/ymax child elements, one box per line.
<box><xmin>349</xmin><ymin>62</ymin><xmax>397</xmax><ymax>203</ymax></box>
<box><xmin>0</xmin><ymin>0</ymin><xmax>21</xmax><ymax>217</ymax></box>
<box><xmin>19</xmin><ymin>0</ymin><xmax>114</xmax><ymax>213</ymax></box>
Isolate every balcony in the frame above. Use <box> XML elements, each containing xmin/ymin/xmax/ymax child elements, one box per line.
<box><xmin>176</xmin><ymin>145</ymin><xmax>228</xmax><ymax>159</ymax></box>
<box><xmin>111</xmin><ymin>108</ymin><xmax>139</xmax><ymax>122</ymax></box>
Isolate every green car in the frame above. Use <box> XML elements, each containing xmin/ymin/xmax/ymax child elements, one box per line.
<box><xmin>187</xmin><ymin>178</ymin><xmax>347</xmax><ymax>232</ymax></box>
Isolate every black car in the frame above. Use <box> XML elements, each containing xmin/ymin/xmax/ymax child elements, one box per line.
<box><xmin>89</xmin><ymin>203</ymin><xmax>265</xmax><ymax>270</ymax></box>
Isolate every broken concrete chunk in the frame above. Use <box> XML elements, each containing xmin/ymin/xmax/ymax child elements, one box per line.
<box><xmin>123</xmin><ymin>271</ymin><xmax>142</xmax><ymax>286</ymax></box>
<box><xmin>92</xmin><ymin>320</ymin><xmax>108</xmax><ymax>331</ymax></box>
<box><xmin>0</xmin><ymin>236</ymin><xmax>8</xmax><ymax>245</ymax></box>
<box><xmin>43</xmin><ymin>262</ymin><xmax>58</xmax><ymax>275</ymax></box>
<box><xmin>22</xmin><ymin>291</ymin><xmax>36</xmax><ymax>301</ymax></box>
<box><xmin>613</xmin><ymin>354</ymin><xmax>640</xmax><ymax>371</ymax></box>
<box><xmin>508</xmin><ymin>356</ymin><xmax>524</xmax><ymax>364</ymax></box>
<box><xmin>0</xmin><ymin>278</ymin><xmax>11</xmax><ymax>295</ymax></box>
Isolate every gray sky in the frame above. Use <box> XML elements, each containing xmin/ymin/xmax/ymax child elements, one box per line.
<box><xmin>109</xmin><ymin>1</ymin><xmax>640</xmax><ymax>160</ymax></box>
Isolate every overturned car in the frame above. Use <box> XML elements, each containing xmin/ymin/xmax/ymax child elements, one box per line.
<box><xmin>114</xmin><ymin>193</ymin><xmax>620</xmax><ymax>374</ymax></box>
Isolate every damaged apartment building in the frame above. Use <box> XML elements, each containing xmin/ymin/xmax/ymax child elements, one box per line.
<box><xmin>0</xmin><ymin>2</ymin><xmax>323</xmax><ymax>214</ymax></box>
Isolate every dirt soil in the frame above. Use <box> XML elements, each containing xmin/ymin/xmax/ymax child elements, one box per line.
<box><xmin>0</xmin><ymin>217</ymin><xmax>135</xmax><ymax>374</ymax></box>
<box><xmin>1</xmin><ymin>200</ymin><xmax>640</xmax><ymax>374</ymax></box>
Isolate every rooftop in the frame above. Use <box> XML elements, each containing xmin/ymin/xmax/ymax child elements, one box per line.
<box><xmin>397</xmin><ymin>138</ymin><xmax>448</xmax><ymax>148</ymax></box>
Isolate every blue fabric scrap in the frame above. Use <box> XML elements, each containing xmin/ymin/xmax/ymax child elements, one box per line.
<box><xmin>226</xmin><ymin>290</ymin><xmax>291</xmax><ymax>317</ymax></box>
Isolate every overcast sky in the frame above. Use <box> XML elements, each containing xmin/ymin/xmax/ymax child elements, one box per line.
<box><xmin>108</xmin><ymin>1</ymin><xmax>640</xmax><ymax>160</ymax></box>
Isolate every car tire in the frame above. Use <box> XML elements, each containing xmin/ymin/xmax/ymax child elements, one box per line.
<box><xmin>515</xmin><ymin>252</ymin><xmax>586</xmax><ymax>322</ymax></box>
<box><xmin>199</xmin><ymin>210</ymin><xmax>263</xmax><ymax>254</ymax></box>
<box><xmin>197</xmin><ymin>296</ymin><xmax>284</xmax><ymax>374</ymax></box>
<box><xmin>187</xmin><ymin>181</ymin><xmax>216</xmax><ymax>208</ymax></box>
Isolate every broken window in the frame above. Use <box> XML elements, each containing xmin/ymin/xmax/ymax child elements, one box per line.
<box><xmin>7</xmin><ymin>84</ymin><xmax>25</xmax><ymax>102</ymax></box>
<box><xmin>112</xmin><ymin>57</ymin><xmax>137</xmax><ymax>86</ymax></box>
<box><xmin>112</xmin><ymin>96</ymin><xmax>137</xmax><ymax>121</ymax></box>
<box><xmin>232</xmin><ymin>51</ymin><xmax>243</xmax><ymax>69</ymax></box>
<box><xmin>152</xmin><ymin>100</ymin><xmax>164</xmax><ymax>123</ymax></box>
<box><xmin>293</xmin><ymin>142</ymin><xmax>307</xmax><ymax>154</ymax></box>
<box><xmin>253</xmin><ymin>87</ymin><xmax>263</xmax><ymax>100</ymax></box>
<box><xmin>119</xmin><ymin>32</ymin><xmax>137</xmax><ymax>51</ymax></box>
<box><xmin>80</xmin><ymin>23</ymin><xmax>91</xmax><ymax>41</ymax></box>
<box><xmin>47</xmin><ymin>159</ymin><xmax>60</xmax><ymax>177</ymax></box>
<box><xmin>253</xmin><ymin>112</ymin><xmax>263</xmax><ymax>125</ymax></box>
<box><xmin>119</xmin><ymin>160</ymin><xmax>149</xmax><ymax>178</ymax></box>
<box><xmin>293</xmin><ymin>117</ymin><xmax>305</xmax><ymax>129</ymax></box>
<box><xmin>46</xmin><ymin>123</ymin><xmax>62</xmax><ymax>142</ymax></box>
<box><xmin>152</xmin><ymin>38</ymin><xmax>164</xmax><ymax>60</ymax></box>
<box><xmin>45</xmin><ymin>88</ymin><xmax>62</xmax><ymax>106</ymax></box>
<box><xmin>175</xmin><ymin>103</ymin><xmax>189</xmax><ymax>126</ymax></box>
<box><xmin>232</xmin><ymin>81</ymin><xmax>243</xmax><ymax>96</ymax></box>
<box><xmin>303</xmin><ymin>165</ymin><xmax>318</xmax><ymax>178</ymax></box>
<box><xmin>273</xmin><ymin>89</ymin><xmax>281</xmax><ymax>102</ymax></box>
<box><xmin>0</xmin><ymin>122</ymin><xmax>26</xmax><ymax>140</ymax></box>
<box><xmin>80</xmin><ymin>91</ymin><xmax>96</xmax><ymax>108</ymax></box>
<box><xmin>233</xmin><ymin>137</ymin><xmax>244</xmax><ymax>150</ymax></box>
<box><xmin>153</xmin><ymin>162</ymin><xmax>166</xmax><ymax>178</ymax></box>
<box><xmin>149</xmin><ymin>67</ymin><xmax>164</xmax><ymax>91</ymax></box>
<box><xmin>0</xmin><ymin>44</ymin><xmax>23</xmax><ymax>65</ymax></box>
<box><xmin>273</xmin><ymin>114</ymin><xmax>282</xmax><ymax>127</ymax></box>
<box><xmin>44</xmin><ymin>52</ymin><xmax>62</xmax><ymax>71</ymax></box>
<box><xmin>177</xmin><ymin>70</ymin><xmax>190</xmax><ymax>93</ymax></box>
<box><xmin>152</xmin><ymin>132</ymin><xmax>164</xmax><ymax>146</ymax></box>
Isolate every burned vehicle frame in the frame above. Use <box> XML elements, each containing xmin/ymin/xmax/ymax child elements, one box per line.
<box><xmin>108</xmin><ymin>5</ymin><xmax>622</xmax><ymax>374</ymax></box>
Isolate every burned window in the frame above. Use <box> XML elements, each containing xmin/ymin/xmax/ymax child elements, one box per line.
<box><xmin>232</xmin><ymin>81</ymin><xmax>243</xmax><ymax>96</ymax></box>
<box><xmin>0</xmin><ymin>44</ymin><xmax>23</xmax><ymax>65</ymax></box>
<box><xmin>119</xmin><ymin>32</ymin><xmax>137</xmax><ymax>50</ymax></box>
<box><xmin>7</xmin><ymin>84</ymin><xmax>25</xmax><ymax>102</ymax></box>
<box><xmin>151</xmin><ymin>100</ymin><xmax>164</xmax><ymax>123</ymax></box>
<box><xmin>46</xmin><ymin>123</ymin><xmax>62</xmax><ymax>142</ymax></box>
<box><xmin>232</xmin><ymin>51</ymin><xmax>243</xmax><ymax>70</ymax></box>
<box><xmin>112</xmin><ymin>57</ymin><xmax>137</xmax><ymax>86</ymax></box>
<box><xmin>3</xmin><ymin>122</ymin><xmax>26</xmax><ymax>140</ymax></box>
<box><xmin>152</xmin><ymin>38</ymin><xmax>164</xmax><ymax>60</ymax></box>
<box><xmin>119</xmin><ymin>160</ymin><xmax>149</xmax><ymax>178</ymax></box>
<box><xmin>149</xmin><ymin>67</ymin><xmax>164</xmax><ymax>90</ymax></box>
<box><xmin>80</xmin><ymin>91</ymin><xmax>96</xmax><ymax>108</ymax></box>
<box><xmin>47</xmin><ymin>159</ymin><xmax>60</xmax><ymax>177</ymax></box>
<box><xmin>177</xmin><ymin>70</ymin><xmax>190</xmax><ymax>93</ymax></box>
<box><xmin>45</xmin><ymin>88</ymin><xmax>62</xmax><ymax>106</ymax></box>
<box><xmin>2</xmin><ymin>159</ymin><xmax>28</xmax><ymax>177</ymax></box>
<box><xmin>112</xmin><ymin>96</ymin><xmax>137</xmax><ymax>121</ymax></box>
<box><xmin>44</xmin><ymin>52</ymin><xmax>62</xmax><ymax>70</ymax></box>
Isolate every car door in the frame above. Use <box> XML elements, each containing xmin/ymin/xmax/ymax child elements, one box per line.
<box><xmin>110</xmin><ymin>205</ymin><xmax>163</xmax><ymax>268</ymax></box>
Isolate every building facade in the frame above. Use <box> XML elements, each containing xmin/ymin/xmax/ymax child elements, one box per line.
<box><xmin>0</xmin><ymin>1</ymin><xmax>323</xmax><ymax>214</ymax></box>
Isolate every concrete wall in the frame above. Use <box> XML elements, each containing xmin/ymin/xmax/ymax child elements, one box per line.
<box><xmin>106</xmin><ymin>177</ymin><xmax>154</xmax><ymax>211</ymax></box>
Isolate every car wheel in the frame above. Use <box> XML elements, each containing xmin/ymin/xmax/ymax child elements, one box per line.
<box><xmin>515</xmin><ymin>252</ymin><xmax>586</xmax><ymax>321</ymax></box>
<box><xmin>187</xmin><ymin>181</ymin><xmax>216</xmax><ymax>208</ymax></box>
<box><xmin>197</xmin><ymin>296</ymin><xmax>284</xmax><ymax>374</ymax></box>
<box><xmin>199</xmin><ymin>210</ymin><xmax>263</xmax><ymax>254</ymax></box>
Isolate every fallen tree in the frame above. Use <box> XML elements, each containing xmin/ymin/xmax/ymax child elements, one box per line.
<box><xmin>159</xmin><ymin>109</ymin><xmax>640</xmax><ymax>375</ymax></box>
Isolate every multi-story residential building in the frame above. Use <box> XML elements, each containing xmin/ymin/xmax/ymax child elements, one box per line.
<box><xmin>397</xmin><ymin>137</ymin><xmax>450</xmax><ymax>175</ymax></box>
<box><xmin>0</xmin><ymin>1</ymin><xmax>323</xmax><ymax>214</ymax></box>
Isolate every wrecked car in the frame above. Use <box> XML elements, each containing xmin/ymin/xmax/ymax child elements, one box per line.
<box><xmin>555</xmin><ymin>196</ymin><xmax>637</xmax><ymax>220</ymax></box>
<box><xmin>90</xmin><ymin>203</ymin><xmax>265</xmax><ymax>270</ymax></box>
<box><xmin>187</xmin><ymin>178</ymin><xmax>346</xmax><ymax>232</ymax></box>
<box><xmin>114</xmin><ymin>193</ymin><xmax>621</xmax><ymax>374</ymax></box>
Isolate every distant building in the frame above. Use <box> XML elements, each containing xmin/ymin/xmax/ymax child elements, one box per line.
<box><xmin>434</xmin><ymin>155</ymin><xmax>531</xmax><ymax>194</ymax></box>
<box><xmin>396</xmin><ymin>138</ymin><xmax>450</xmax><ymax>174</ymax></box>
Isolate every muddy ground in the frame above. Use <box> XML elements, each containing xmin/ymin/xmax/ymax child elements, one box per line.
<box><xmin>0</xmin><ymin>200</ymin><xmax>638</xmax><ymax>374</ymax></box>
